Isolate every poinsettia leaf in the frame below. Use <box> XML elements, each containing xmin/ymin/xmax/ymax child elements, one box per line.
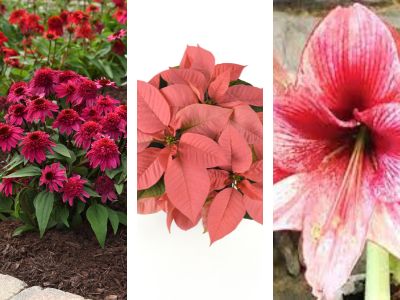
<box><xmin>244</xmin><ymin>194</ymin><xmax>263</xmax><ymax>224</ymax></box>
<box><xmin>164</xmin><ymin>158</ymin><xmax>209</xmax><ymax>223</ymax></box>
<box><xmin>175</xmin><ymin>104</ymin><xmax>232</xmax><ymax>139</ymax></box>
<box><xmin>213</xmin><ymin>63</ymin><xmax>245</xmax><ymax>82</ymax></box>
<box><xmin>33</xmin><ymin>191</ymin><xmax>55</xmax><ymax>238</ymax></box>
<box><xmin>207</xmin><ymin>188</ymin><xmax>246</xmax><ymax>244</ymax></box>
<box><xmin>230</xmin><ymin>104</ymin><xmax>263</xmax><ymax>144</ymax></box>
<box><xmin>178</xmin><ymin>133</ymin><xmax>225</xmax><ymax>168</ymax></box>
<box><xmin>138</xmin><ymin>179</ymin><xmax>165</xmax><ymax>199</ymax></box>
<box><xmin>4</xmin><ymin>165</ymin><xmax>41</xmax><ymax>178</ymax></box>
<box><xmin>137</xmin><ymin>147</ymin><xmax>169</xmax><ymax>190</ymax></box>
<box><xmin>161</xmin><ymin>84</ymin><xmax>198</xmax><ymax>118</ymax></box>
<box><xmin>137</xmin><ymin>80</ymin><xmax>170</xmax><ymax>133</ymax></box>
<box><xmin>208</xmin><ymin>70</ymin><xmax>230</xmax><ymax>100</ymax></box>
<box><xmin>222</xmin><ymin>85</ymin><xmax>263</xmax><ymax>107</ymax></box>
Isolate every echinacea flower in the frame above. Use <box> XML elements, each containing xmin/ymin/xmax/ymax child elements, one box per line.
<box><xmin>62</xmin><ymin>175</ymin><xmax>90</xmax><ymax>206</ymax></box>
<box><xmin>74</xmin><ymin>78</ymin><xmax>98</xmax><ymax>106</ymax></box>
<box><xmin>20</xmin><ymin>131</ymin><xmax>55</xmax><ymax>163</ymax></box>
<box><xmin>96</xmin><ymin>95</ymin><xmax>120</xmax><ymax>115</ymax></box>
<box><xmin>52</xmin><ymin>109</ymin><xmax>83</xmax><ymax>135</ymax></box>
<box><xmin>111</xmin><ymin>40</ymin><xmax>125</xmax><ymax>55</ymax></box>
<box><xmin>5</xmin><ymin>104</ymin><xmax>27</xmax><ymax>126</ymax></box>
<box><xmin>57</xmin><ymin>70</ymin><xmax>80</xmax><ymax>84</ymax></box>
<box><xmin>74</xmin><ymin>121</ymin><xmax>102</xmax><ymax>149</ymax></box>
<box><xmin>9</xmin><ymin>9</ymin><xmax>27</xmax><ymax>24</ymax></box>
<box><xmin>7</xmin><ymin>82</ymin><xmax>30</xmax><ymax>103</ymax></box>
<box><xmin>101</xmin><ymin>112</ymin><xmax>126</xmax><ymax>140</ymax></box>
<box><xmin>107</xmin><ymin>29</ymin><xmax>127</xmax><ymax>41</ymax></box>
<box><xmin>274</xmin><ymin>4</ymin><xmax>400</xmax><ymax>299</ymax></box>
<box><xmin>54</xmin><ymin>80</ymin><xmax>79</xmax><ymax>105</ymax></box>
<box><xmin>0</xmin><ymin>32</ymin><xmax>8</xmax><ymax>46</ymax></box>
<box><xmin>94</xmin><ymin>77</ymin><xmax>117</xmax><ymax>89</ymax></box>
<box><xmin>0</xmin><ymin>123</ymin><xmax>23</xmax><ymax>152</ymax></box>
<box><xmin>95</xmin><ymin>175</ymin><xmax>117</xmax><ymax>203</ymax></box>
<box><xmin>0</xmin><ymin>178</ymin><xmax>14</xmax><ymax>197</ymax></box>
<box><xmin>26</xmin><ymin>97</ymin><xmax>58</xmax><ymax>122</ymax></box>
<box><xmin>115</xmin><ymin>104</ymin><xmax>127</xmax><ymax>120</ymax></box>
<box><xmin>29</xmin><ymin>68</ymin><xmax>57</xmax><ymax>96</ymax></box>
<box><xmin>87</xmin><ymin>137</ymin><xmax>120</xmax><ymax>171</ymax></box>
<box><xmin>81</xmin><ymin>106</ymin><xmax>101</xmax><ymax>122</ymax></box>
<box><xmin>47</xmin><ymin>16</ymin><xmax>64</xmax><ymax>37</ymax></box>
<box><xmin>39</xmin><ymin>163</ymin><xmax>67</xmax><ymax>192</ymax></box>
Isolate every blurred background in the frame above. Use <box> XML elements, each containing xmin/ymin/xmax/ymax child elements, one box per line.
<box><xmin>273</xmin><ymin>1</ymin><xmax>400</xmax><ymax>299</ymax></box>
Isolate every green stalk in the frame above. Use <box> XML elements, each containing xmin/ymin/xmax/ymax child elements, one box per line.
<box><xmin>47</xmin><ymin>40</ymin><xmax>52</xmax><ymax>66</ymax></box>
<box><xmin>365</xmin><ymin>241</ymin><xmax>390</xmax><ymax>300</ymax></box>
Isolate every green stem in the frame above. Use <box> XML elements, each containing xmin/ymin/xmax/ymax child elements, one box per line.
<box><xmin>365</xmin><ymin>241</ymin><xmax>390</xmax><ymax>300</ymax></box>
<box><xmin>47</xmin><ymin>40</ymin><xmax>52</xmax><ymax>66</ymax></box>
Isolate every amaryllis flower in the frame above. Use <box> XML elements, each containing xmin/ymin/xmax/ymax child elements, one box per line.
<box><xmin>87</xmin><ymin>137</ymin><xmax>120</xmax><ymax>171</ymax></box>
<box><xmin>29</xmin><ymin>68</ymin><xmax>58</xmax><ymax>96</ymax></box>
<box><xmin>0</xmin><ymin>123</ymin><xmax>23</xmax><ymax>152</ymax></box>
<box><xmin>107</xmin><ymin>29</ymin><xmax>127</xmax><ymax>41</ymax></box>
<box><xmin>0</xmin><ymin>178</ymin><xmax>15</xmax><ymax>197</ymax></box>
<box><xmin>95</xmin><ymin>175</ymin><xmax>117</xmax><ymax>203</ymax></box>
<box><xmin>20</xmin><ymin>131</ymin><xmax>55</xmax><ymax>163</ymax></box>
<box><xmin>7</xmin><ymin>82</ymin><xmax>30</xmax><ymax>103</ymax></box>
<box><xmin>5</xmin><ymin>104</ymin><xmax>27</xmax><ymax>126</ymax></box>
<box><xmin>95</xmin><ymin>77</ymin><xmax>117</xmax><ymax>89</ymax></box>
<box><xmin>39</xmin><ymin>163</ymin><xmax>67</xmax><ymax>192</ymax></box>
<box><xmin>26</xmin><ymin>97</ymin><xmax>58</xmax><ymax>122</ymax></box>
<box><xmin>52</xmin><ymin>109</ymin><xmax>83</xmax><ymax>135</ymax></box>
<box><xmin>62</xmin><ymin>175</ymin><xmax>90</xmax><ymax>206</ymax></box>
<box><xmin>101</xmin><ymin>112</ymin><xmax>126</xmax><ymax>140</ymax></box>
<box><xmin>274</xmin><ymin>4</ymin><xmax>400</xmax><ymax>299</ymax></box>
<box><xmin>96</xmin><ymin>95</ymin><xmax>120</xmax><ymax>115</ymax></box>
<box><xmin>47</xmin><ymin>16</ymin><xmax>64</xmax><ymax>37</ymax></box>
<box><xmin>74</xmin><ymin>121</ymin><xmax>102</xmax><ymax>149</ymax></box>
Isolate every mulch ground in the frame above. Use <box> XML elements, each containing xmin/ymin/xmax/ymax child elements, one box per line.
<box><xmin>0</xmin><ymin>220</ymin><xmax>127</xmax><ymax>300</ymax></box>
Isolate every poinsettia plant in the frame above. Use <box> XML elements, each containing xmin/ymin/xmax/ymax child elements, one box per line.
<box><xmin>0</xmin><ymin>67</ymin><xmax>127</xmax><ymax>248</ymax></box>
<box><xmin>138</xmin><ymin>45</ymin><xmax>263</xmax><ymax>243</ymax></box>
<box><xmin>274</xmin><ymin>3</ymin><xmax>400</xmax><ymax>300</ymax></box>
<box><xmin>0</xmin><ymin>0</ymin><xmax>126</xmax><ymax>95</ymax></box>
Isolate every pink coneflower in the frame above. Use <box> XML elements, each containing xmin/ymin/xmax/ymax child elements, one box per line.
<box><xmin>62</xmin><ymin>175</ymin><xmax>90</xmax><ymax>206</ymax></box>
<box><xmin>54</xmin><ymin>80</ymin><xmax>79</xmax><ymax>105</ymax></box>
<box><xmin>20</xmin><ymin>131</ymin><xmax>55</xmax><ymax>163</ymax></box>
<box><xmin>75</xmin><ymin>21</ymin><xmax>93</xmax><ymax>39</ymax></box>
<box><xmin>52</xmin><ymin>109</ymin><xmax>83</xmax><ymax>135</ymax></box>
<box><xmin>95</xmin><ymin>175</ymin><xmax>117</xmax><ymax>203</ymax></box>
<box><xmin>81</xmin><ymin>106</ymin><xmax>101</xmax><ymax>122</ymax></box>
<box><xmin>101</xmin><ymin>112</ymin><xmax>126</xmax><ymax>140</ymax></box>
<box><xmin>74</xmin><ymin>121</ymin><xmax>102</xmax><ymax>149</ymax></box>
<box><xmin>7</xmin><ymin>82</ymin><xmax>29</xmax><ymax>104</ymax></box>
<box><xmin>29</xmin><ymin>68</ymin><xmax>57</xmax><ymax>96</ymax></box>
<box><xmin>115</xmin><ymin>104</ymin><xmax>127</xmax><ymax>120</ymax></box>
<box><xmin>75</xmin><ymin>78</ymin><xmax>97</xmax><ymax>106</ymax></box>
<box><xmin>57</xmin><ymin>70</ymin><xmax>81</xmax><ymax>84</ymax></box>
<box><xmin>26</xmin><ymin>97</ymin><xmax>58</xmax><ymax>122</ymax></box>
<box><xmin>107</xmin><ymin>29</ymin><xmax>127</xmax><ymax>41</ymax></box>
<box><xmin>94</xmin><ymin>77</ymin><xmax>117</xmax><ymax>89</ymax></box>
<box><xmin>0</xmin><ymin>123</ymin><xmax>23</xmax><ymax>152</ymax></box>
<box><xmin>39</xmin><ymin>162</ymin><xmax>67</xmax><ymax>192</ymax></box>
<box><xmin>111</xmin><ymin>40</ymin><xmax>125</xmax><ymax>56</ymax></box>
<box><xmin>87</xmin><ymin>137</ymin><xmax>120</xmax><ymax>171</ymax></box>
<box><xmin>0</xmin><ymin>178</ymin><xmax>14</xmax><ymax>197</ymax></box>
<box><xmin>9</xmin><ymin>9</ymin><xmax>27</xmax><ymax>24</ymax></box>
<box><xmin>96</xmin><ymin>95</ymin><xmax>120</xmax><ymax>115</ymax></box>
<box><xmin>5</xmin><ymin>104</ymin><xmax>27</xmax><ymax>126</ymax></box>
<box><xmin>47</xmin><ymin>16</ymin><xmax>64</xmax><ymax>37</ymax></box>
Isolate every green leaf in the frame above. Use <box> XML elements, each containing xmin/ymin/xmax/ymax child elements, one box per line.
<box><xmin>13</xmin><ymin>224</ymin><xmax>35</xmax><ymax>237</ymax></box>
<box><xmin>33</xmin><ymin>191</ymin><xmax>55</xmax><ymax>238</ymax></box>
<box><xmin>0</xmin><ymin>196</ymin><xmax>13</xmax><ymax>213</ymax></box>
<box><xmin>72</xmin><ymin>166</ymin><xmax>88</xmax><ymax>177</ymax></box>
<box><xmin>4</xmin><ymin>165</ymin><xmax>41</xmax><ymax>178</ymax></box>
<box><xmin>107</xmin><ymin>207</ymin><xmax>119</xmax><ymax>235</ymax></box>
<box><xmin>84</xmin><ymin>186</ymin><xmax>101</xmax><ymax>198</ymax></box>
<box><xmin>105</xmin><ymin>168</ymin><xmax>121</xmax><ymax>179</ymax></box>
<box><xmin>53</xmin><ymin>144</ymin><xmax>71</xmax><ymax>158</ymax></box>
<box><xmin>117</xmin><ymin>211</ymin><xmax>127</xmax><ymax>226</ymax></box>
<box><xmin>54</xmin><ymin>205</ymin><xmax>69</xmax><ymax>228</ymax></box>
<box><xmin>3</xmin><ymin>153</ymin><xmax>24</xmax><ymax>172</ymax></box>
<box><xmin>390</xmin><ymin>254</ymin><xmax>400</xmax><ymax>284</ymax></box>
<box><xmin>138</xmin><ymin>180</ymin><xmax>165</xmax><ymax>199</ymax></box>
<box><xmin>115</xmin><ymin>183</ymin><xmax>124</xmax><ymax>195</ymax></box>
<box><xmin>86</xmin><ymin>204</ymin><xmax>109</xmax><ymax>248</ymax></box>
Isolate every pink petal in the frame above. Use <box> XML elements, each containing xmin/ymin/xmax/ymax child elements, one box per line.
<box><xmin>137</xmin><ymin>197</ymin><xmax>163</xmax><ymax>214</ymax></box>
<box><xmin>137</xmin><ymin>147</ymin><xmax>170</xmax><ymax>190</ymax></box>
<box><xmin>238</xmin><ymin>179</ymin><xmax>262</xmax><ymax>201</ymax></box>
<box><xmin>212</xmin><ymin>63</ymin><xmax>245</xmax><ymax>81</ymax></box>
<box><xmin>175</xmin><ymin>103</ymin><xmax>232</xmax><ymax>139</ymax></box>
<box><xmin>207</xmin><ymin>188</ymin><xmax>246</xmax><ymax>244</ymax></box>
<box><xmin>208</xmin><ymin>70</ymin><xmax>231</xmax><ymax>101</ymax></box>
<box><xmin>242</xmin><ymin>160</ymin><xmax>263</xmax><ymax>183</ymax></box>
<box><xmin>219</xmin><ymin>85</ymin><xmax>263</xmax><ymax>107</ymax></box>
<box><xmin>164</xmin><ymin>158</ymin><xmax>210</xmax><ymax>223</ymax></box>
<box><xmin>178</xmin><ymin>132</ymin><xmax>226</xmax><ymax>168</ymax></box>
<box><xmin>137</xmin><ymin>80</ymin><xmax>170</xmax><ymax>133</ymax></box>
<box><xmin>244</xmin><ymin>192</ymin><xmax>263</xmax><ymax>224</ymax></box>
<box><xmin>160</xmin><ymin>84</ymin><xmax>198</xmax><ymax>120</ymax></box>
<box><xmin>273</xmin><ymin>55</ymin><xmax>290</xmax><ymax>96</ymax></box>
<box><xmin>137</xmin><ymin>130</ymin><xmax>153</xmax><ymax>153</ymax></box>
<box><xmin>297</xmin><ymin>4</ymin><xmax>400</xmax><ymax>117</ymax></box>
<box><xmin>179</xmin><ymin>45</ymin><xmax>215</xmax><ymax>80</ymax></box>
<box><xmin>368</xmin><ymin>201</ymin><xmax>400</xmax><ymax>259</ymax></box>
<box><xmin>355</xmin><ymin>103</ymin><xmax>400</xmax><ymax>203</ymax></box>
<box><xmin>229</xmin><ymin>104</ymin><xmax>263</xmax><ymax>144</ymax></box>
<box><xmin>218</xmin><ymin>124</ymin><xmax>252</xmax><ymax>173</ymax></box>
<box><xmin>208</xmin><ymin>169</ymin><xmax>230</xmax><ymax>192</ymax></box>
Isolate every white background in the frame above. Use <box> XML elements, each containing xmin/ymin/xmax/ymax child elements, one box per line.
<box><xmin>129</xmin><ymin>1</ymin><xmax>272</xmax><ymax>299</ymax></box>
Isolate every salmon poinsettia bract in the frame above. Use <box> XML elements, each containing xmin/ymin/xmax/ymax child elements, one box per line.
<box><xmin>274</xmin><ymin>4</ymin><xmax>400</xmax><ymax>299</ymax></box>
<box><xmin>138</xmin><ymin>46</ymin><xmax>263</xmax><ymax>243</ymax></box>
